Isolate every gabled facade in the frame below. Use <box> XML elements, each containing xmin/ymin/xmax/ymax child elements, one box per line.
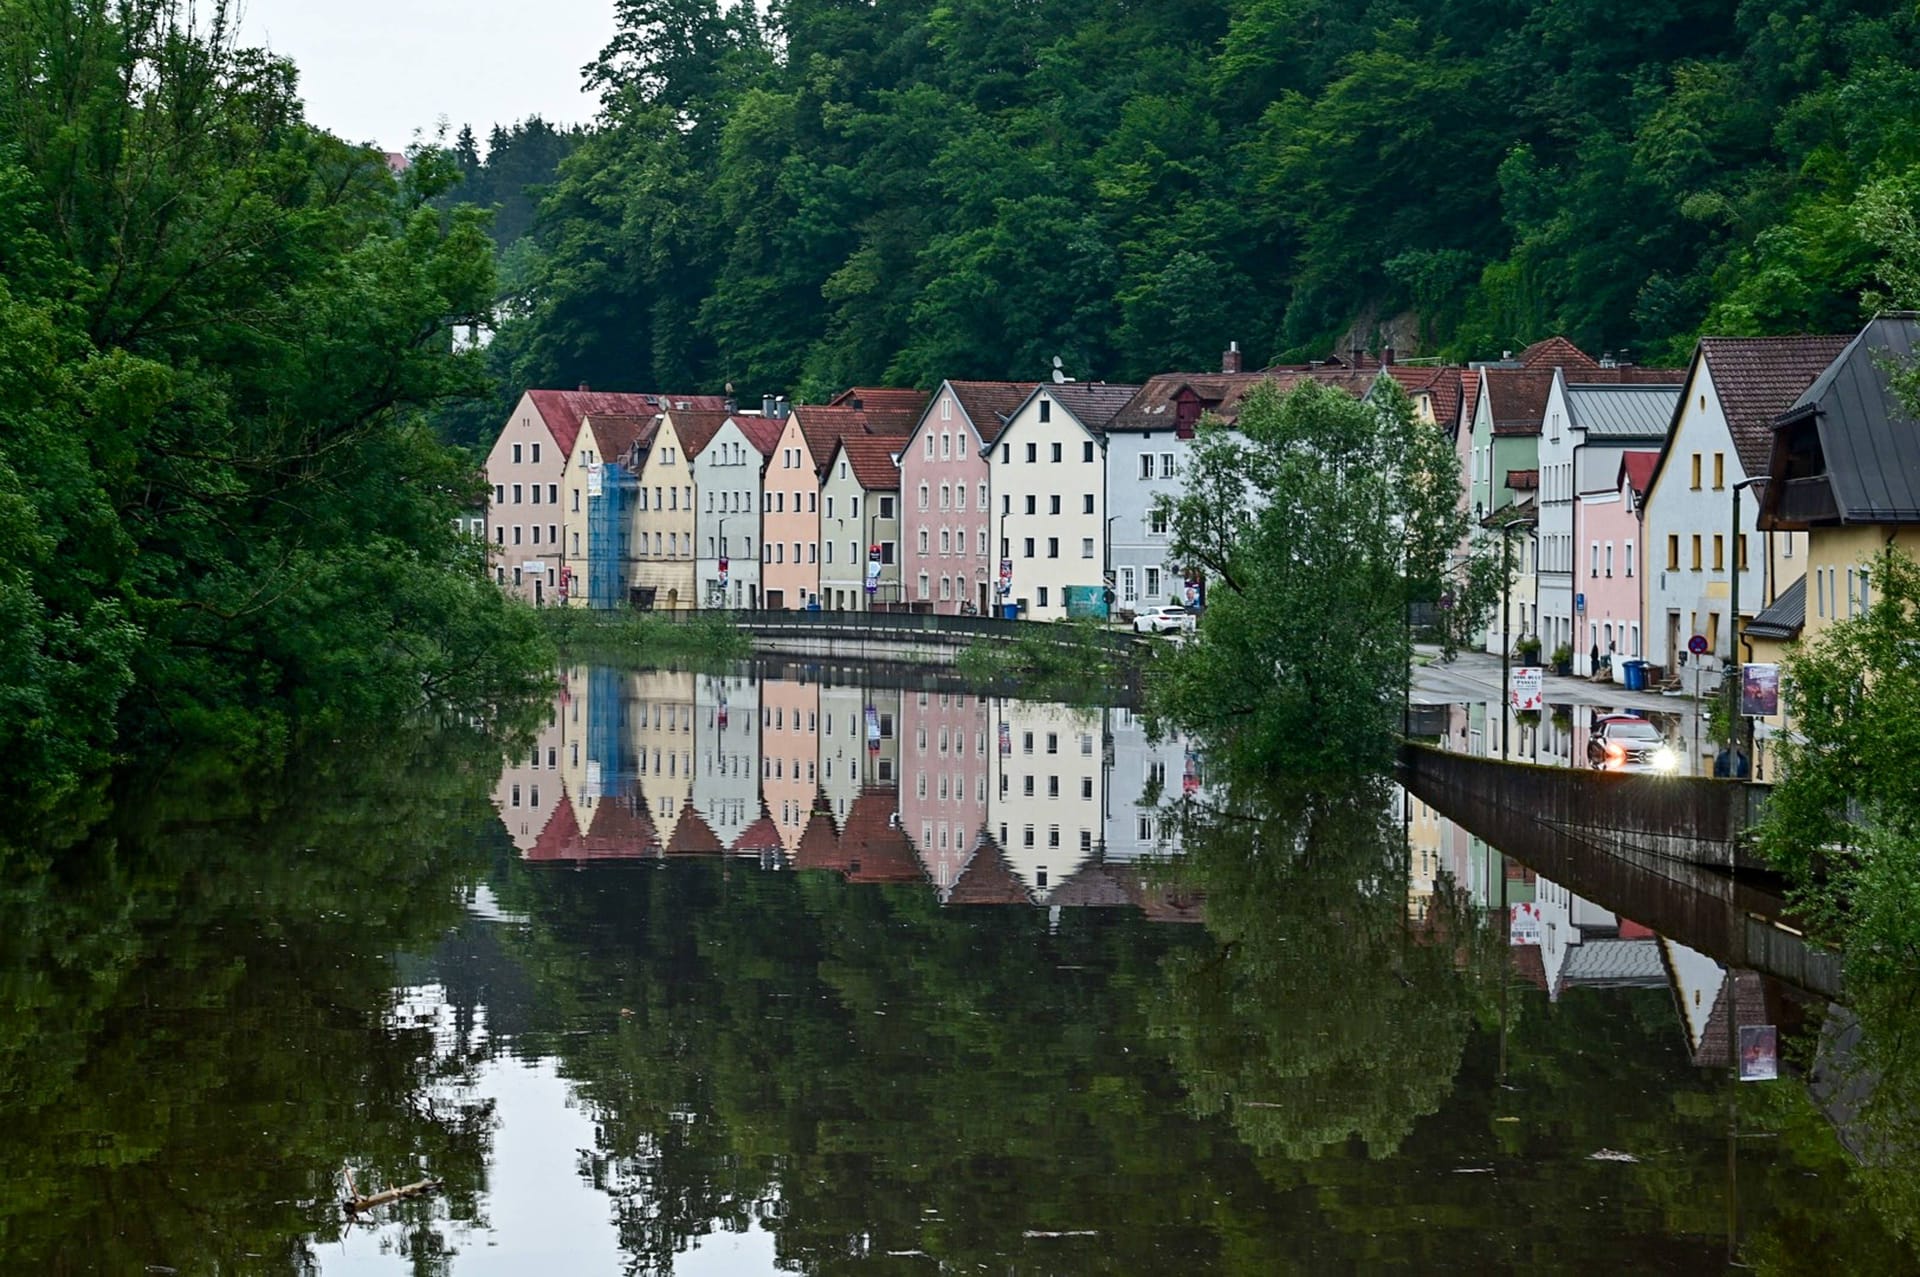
<box><xmin>693</xmin><ymin>414</ymin><xmax>783</xmax><ymax>608</ymax></box>
<box><xmin>694</xmin><ymin>670</ymin><xmax>760</xmax><ymax>847</ymax></box>
<box><xmin>899</xmin><ymin>380</ymin><xmax>1037</xmax><ymax>615</ymax></box>
<box><xmin>1537</xmin><ymin>373</ymin><xmax>1683</xmax><ymax>673</ymax></box>
<box><xmin>985</xmin><ymin>698</ymin><xmax>1106</xmax><ymax>902</ymax></box>
<box><xmin>1760</xmin><ymin>316</ymin><xmax>1920</xmax><ymax>650</ymax></box>
<box><xmin>820</xmin><ymin>434</ymin><xmax>905</xmax><ymax>609</ymax></box>
<box><xmin>559</xmin><ymin>413</ymin><xmax>656</xmax><ymax>609</ymax></box>
<box><xmin>631</xmin><ymin>407</ymin><xmax>731</xmax><ymax>610</ymax></box>
<box><xmin>1642</xmin><ymin>335</ymin><xmax>1848</xmax><ymax>676</ymax></box>
<box><xmin>1576</xmin><ymin>451</ymin><xmax>1658</xmax><ymax>677</ymax></box>
<box><xmin>761</xmin><ymin>673</ymin><xmax>819</xmax><ymax>851</ymax></box>
<box><xmin>990</xmin><ymin>383</ymin><xmax>1138</xmax><ymax>621</ymax></box>
<box><xmin>901</xmin><ymin>688</ymin><xmax>989</xmax><ymax>899</ymax></box>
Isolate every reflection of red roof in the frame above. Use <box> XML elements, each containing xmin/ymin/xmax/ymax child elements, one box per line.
<box><xmin>945</xmin><ymin>838</ymin><xmax>1034</xmax><ymax>906</ymax></box>
<box><xmin>665</xmin><ymin>807</ymin><xmax>725</xmax><ymax>855</ymax></box>
<box><xmin>733</xmin><ymin>814</ymin><xmax>783</xmax><ymax>853</ymax></box>
<box><xmin>792</xmin><ymin>806</ymin><xmax>842</xmax><ymax>871</ymax></box>
<box><xmin>528</xmin><ymin>390</ymin><xmax>728</xmax><ymax>456</ymax></box>
<box><xmin>839</xmin><ymin>787</ymin><xmax>924</xmax><ymax>884</ymax></box>
<box><xmin>573</xmin><ymin>789</ymin><xmax>661</xmax><ymax>860</ymax></box>
<box><xmin>523</xmin><ymin>794</ymin><xmax>583</xmax><ymax>862</ymax></box>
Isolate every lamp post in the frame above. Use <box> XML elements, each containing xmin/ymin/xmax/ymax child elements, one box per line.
<box><xmin>867</xmin><ymin>506</ymin><xmax>880</xmax><ymax>613</ymax></box>
<box><xmin>1725</xmin><ymin>476</ymin><xmax>1768</xmax><ymax>777</ymax></box>
<box><xmin>715</xmin><ymin>515</ymin><xmax>731</xmax><ymax>609</ymax></box>
<box><xmin>1104</xmin><ymin>513</ymin><xmax>1118</xmax><ymax>624</ymax></box>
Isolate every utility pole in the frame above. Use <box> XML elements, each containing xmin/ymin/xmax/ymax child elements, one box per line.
<box><xmin>1725</xmin><ymin>477</ymin><xmax>1767</xmax><ymax>778</ymax></box>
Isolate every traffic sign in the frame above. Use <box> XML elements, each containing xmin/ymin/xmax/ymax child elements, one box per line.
<box><xmin>1687</xmin><ymin>633</ymin><xmax>1708</xmax><ymax>656</ymax></box>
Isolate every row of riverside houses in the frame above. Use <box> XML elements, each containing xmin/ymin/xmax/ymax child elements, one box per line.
<box><xmin>1462</xmin><ymin>315</ymin><xmax>1920</xmax><ymax>771</ymax></box>
<box><xmin>483</xmin><ymin>343</ymin><xmax>1467</xmax><ymax>620</ymax></box>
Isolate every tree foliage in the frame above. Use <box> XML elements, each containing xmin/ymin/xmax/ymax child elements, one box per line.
<box><xmin>0</xmin><ymin>0</ymin><xmax>551</xmax><ymax>817</ymax></box>
<box><xmin>469</xmin><ymin>0</ymin><xmax>1920</xmax><ymax>398</ymax></box>
<box><xmin>1147</xmin><ymin>380</ymin><xmax>1483</xmax><ymax>774</ymax></box>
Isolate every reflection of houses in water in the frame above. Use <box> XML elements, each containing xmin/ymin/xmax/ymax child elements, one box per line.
<box><xmin>987</xmin><ymin>699</ymin><xmax>1106</xmax><ymax>902</ymax></box>
<box><xmin>1102</xmin><ymin>707</ymin><xmax>1189</xmax><ymax>864</ymax></box>
<box><xmin>760</xmin><ymin>670</ymin><xmax>819</xmax><ymax>852</ymax></box>
<box><xmin>494</xmin><ymin>691</ymin><xmax>569</xmax><ymax>853</ymax></box>
<box><xmin>1513</xmin><ymin>876</ymin><xmax>1668</xmax><ymax>1000</ymax></box>
<box><xmin>943</xmin><ymin>837</ymin><xmax>1034</xmax><ymax>907</ymax></box>
<box><xmin>791</xmin><ymin>787</ymin><xmax>924</xmax><ymax>885</ymax></box>
<box><xmin>631</xmin><ymin>669</ymin><xmax>695</xmax><ymax>828</ymax></box>
<box><xmin>695</xmin><ymin>672</ymin><xmax>761</xmax><ymax>847</ymax></box>
<box><xmin>901</xmin><ymin>689</ymin><xmax>990</xmax><ymax>897</ymax></box>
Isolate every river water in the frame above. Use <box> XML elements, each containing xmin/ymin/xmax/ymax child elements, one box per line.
<box><xmin>3</xmin><ymin>660</ymin><xmax>1912</xmax><ymax>1274</ymax></box>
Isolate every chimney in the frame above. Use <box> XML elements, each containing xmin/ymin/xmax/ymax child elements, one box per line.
<box><xmin>578</xmin><ymin>382</ymin><xmax>590</xmax><ymax>392</ymax></box>
<box><xmin>777</xmin><ymin>396</ymin><xmax>790</xmax><ymax>419</ymax></box>
<box><xmin>1222</xmin><ymin>341</ymin><xmax>1243</xmax><ymax>374</ymax></box>
<box><xmin>762</xmin><ymin>394</ymin><xmax>776</xmax><ymax>417</ymax></box>
<box><xmin>1382</xmin><ymin>345</ymin><xmax>1395</xmax><ymax>366</ymax></box>
<box><xmin>724</xmin><ymin>381</ymin><xmax>736</xmax><ymax>414</ymax></box>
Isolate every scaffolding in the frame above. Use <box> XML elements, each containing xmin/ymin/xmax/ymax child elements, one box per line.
<box><xmin>587</xmin><ymin>460</ymin><xmax>636</xmax><ymax>609</ymax></box>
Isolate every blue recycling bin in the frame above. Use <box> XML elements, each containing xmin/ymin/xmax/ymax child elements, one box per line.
<box><xmin>1623</xmin><ymin>659</ymin><xmax>1647</xmax><ymax>692</ymax></box>
<box><xmin>1001</xmin><ymin>603</ymin><xmax>1019</xmax><ymax>620</ymax></box>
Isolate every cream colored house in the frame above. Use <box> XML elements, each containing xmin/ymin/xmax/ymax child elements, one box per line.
<box><xmin>559</xmin><ymin>413</ymin><xmax>656</xmax><ymax>609</ymax></box>
<box><xmin>631</xmin><ymin>408</ymin><xmax>730</xmax><ymax>610</ymax></box>
<box><xmin>987</xmin><ymin>383</ymin><xmax>1138</xmax><ymax>621</ymax></box>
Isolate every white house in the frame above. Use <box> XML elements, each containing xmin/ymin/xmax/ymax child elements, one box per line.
<box><xmin>1640</xmin><ymin>335</ymin><xmax>1848</xmax><ymax>678</ymax></box>
<box><xmin>989</xmin><ymin>383</ymin><xmax>1138</xmax><ymax>621</ymax></box>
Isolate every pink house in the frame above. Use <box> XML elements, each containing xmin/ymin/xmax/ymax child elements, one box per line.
<box><xmin>1579</xmin><ymin>450</ymin><xmax>1659</xmax><ymax>676</ymax></box>
<box><xmin>900</xmin><ymin>688</ymin><xmax>990</xmax><ymax>899</ymax></box>
<box><xmin>899</xmin><ymin>380</ymin><xmax>1037</xmax><ymax>615</ymax></box>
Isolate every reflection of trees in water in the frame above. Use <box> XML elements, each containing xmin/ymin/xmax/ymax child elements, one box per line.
<box><xmin>0</xmin><ymin>727</ymin><xmax>510</xmax><ymax>1275</ymax></box>
<box><xmin>1149</xmin><ymin>777</ymin><xmax>1500</xmax><ymax>1163</ymax></box>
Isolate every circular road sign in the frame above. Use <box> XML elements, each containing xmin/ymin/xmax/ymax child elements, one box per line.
<box><xmin>1688</xmin><ymin>633</ymin><xmax>1709</xmax><ymax>655</ymax></box>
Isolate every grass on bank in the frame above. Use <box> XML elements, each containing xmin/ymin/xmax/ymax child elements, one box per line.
<box><xmin>538</xmin><ymin>607</ymin><xmax>751</xmax><ymax>664</ymax></box>
<box><xmin>954</xmin><ymin>617</ymin><xmax>1141</xmax><ymax>703</ymax></box>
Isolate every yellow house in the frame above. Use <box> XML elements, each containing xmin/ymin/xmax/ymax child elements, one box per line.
<box><xmin>1758</xmin><ymin>315</ymin><xmax>1920</xmax><ymax>737</ymax></box>
<box><xmin>631</xmin><ymin>408</ymin><xmax>731</xmax><ymax>610</ymax></box>
<box><xmin>559</xmin><ymin>413</ymin><xmax>656</xmax><ymax>609</ymax></box>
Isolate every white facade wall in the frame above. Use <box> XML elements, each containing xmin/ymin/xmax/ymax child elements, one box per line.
<box><xmin>1534</xmin><ymin>377</ymin><xmax>1577</xmax><ymax>664</ymax></box>
<box><xmin>986</xmin><ymin>699</ymin><xmax>1105</xmax><ymax>902</ymax></box>
<box><xmin>694</xmin><ymin>671</ymin><xmax>760</xmax><ymax>847</ymax></box>
<box><xmin>692</xmin><ymin>420</ymin><xmax>765</xmax><ymax>608</ymax></box>
<box><xmin>1105</xmin><ymin>429</ymin><xmax>1188</xmax><ymax>613</ymax></box>
<box><xmin>1102</xmin><ymin>706</ymin><xmax>1189</xmax><ymax>862</ymax></box>
<box><xmin>989</xmin><ymin>392</ymin><xmax>1106</xmax><ymax>621</ymax></box>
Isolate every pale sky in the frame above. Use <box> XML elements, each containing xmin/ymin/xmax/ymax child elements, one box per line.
<box><xmin>233</xmin><ymin>0</ymin><xmax>619</xmax><ymax>151</ymax></box>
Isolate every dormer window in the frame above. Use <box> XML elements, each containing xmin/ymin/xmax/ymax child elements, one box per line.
<box><xmin>1174</xmin><ymin>390</ymin><xmax>1202</xmax><ymax>437</ymax></box>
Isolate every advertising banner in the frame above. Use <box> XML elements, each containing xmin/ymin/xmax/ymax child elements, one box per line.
<box><xmin>998</xmin><ymin>557</ymin><xmax>1013</xmax><ymax>596</ymax></box>
<box><xmin>587</xmin><ymin>461</ymin><xmax>603</xmax><ymax>498</ymax></box>
<box><xmin>1739</xmin><ymin>1025</ymin><xmax>1779</xmax><ymax>1082</ymax></box>
<box><xmin>1509</xmin><ymin>666</ymin><xmax>1544</xmax><ymax>712</ymax></box>
<box><xmin>1509</xmin><ymin>901</ymin><xmax>1543</xmax><ymax>946</ymax></box>
<box><xmin>865</xmin><ymin>544</ymin><xmax>882</xmax><ymax>594</ymax></box>
<box><xmin>1741</xmin><ymin>663</ymin><xmax>1781</xmax><ymax>717</ymax></box>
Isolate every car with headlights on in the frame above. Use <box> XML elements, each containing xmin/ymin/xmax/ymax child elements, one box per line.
<box><xmin>1586</xmin><ymin>715</ymin><xmax>1678</xmax><ymax>773</ymax></box>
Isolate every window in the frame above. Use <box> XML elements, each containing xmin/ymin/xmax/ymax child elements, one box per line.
<box><xmin>956</xmin><ymin>433</ymin><xmax>966</xmax><ymax>458</ymax></box>
<box><xmin>1047</xmin><ymin>776</ymin><xmax>1059</xmax><ymax>797</ymax></box>
<box><xmin>880</xmin><ymin>496</ymin><xmax>894</xmax><ymax>518</ymax></box>
<box><xmin>548</xmin><ymin>484</ymin><xmax>557</xmax><ymax>504</ymax></box>
<box><xmin>825</xmin><ymin>541</ymin><xmax>834</xmax><ymax>564</ymax></box>
<box><xmin>1047</xmin><ymin>537</ymin><xmax>1059</xmax><ymax>558</ymax></box>
<box><xmin>1140</xmin><ymin>454</ymin><xmax>1154</xmax><ymax>479</ymax></box>
<box><xmin>1083</xmin><ymin>494</ymin><xmax>1094</xmax><ymax>514</ymax></box>
<box><xmin>1024</xmin><ymin>537</ymin><xmax>1035</xmax><ymax>558</ymax></box>
<box><xmin>1736</xmin><ymin>535</ymin><xmax>1748</xmax><ymax>572</ymax></box>
<box><xmin>532</xmin><ymin>443</ymin><xmax>541</xmax><ymax>464</ymax></box>
<box><xmin>1161</xmin><ymin>453</ymin><xmax>1175</xmax><ymax>478</ymax></box>
<box><xmin>531</xmin><ymin>525</ymin><xmax>541</xmax><ymax>544</ymax></box>
<box><xmin>572</xmin><ymin>531</ymin><xmax>580</xmax><ymax>556</ymax></box>
<box><xmin>977</xmin><ymin>530</ymin><xmax>987</xmax><ymax>554</ymax></box>
<box><xmin>1025</xmin><ymin>495</ymin><xmax>1037</xmax><ymax>515</ymax></box>
<box><xmin>1690</xmin><ymin>454</ymin><xmax>1701</xmax><ymax>489</ymax></box>
<box><xmin>1713</xmin><ymin>452</ymin><xmax>1725</xmax><ymax>489</ymax></box>
<box><xmin>941</xmin><ymin>432</ymin><xmax>950</xmax><ymax>459</ymax></box>
<box><xmin>940</xmin><ymin>483</ymin><xmax>950</xmax><ymax>510</ymax></box>
<box><xmin>1081</xmin><ymin>537</ymin><xmax>1094</xmax><ymax>559</ymax></box>
<box><xmin>1051</xmin><ymin>442</ymin><xmax>1062</xmax><ymax>463</ymax></box>
<box><xmin>1590</xmin><ymin>543</ymin><xmax>1599</xmax><ymax>578</ymax></box>
<box><xmin>494</xmin><ymin>484</ymin><xmax>504</xmax><ymax>505</ymax></box>
<box><xmin>512</xmin><ymin>483</ymin><xmax>523</xmax><ymax>504</ymax></box>
<box><xmin>1026</xmin><ymin>442</ymin><xmax>1037</xmax><ymax>463</ymax></box>
<box><xmin>1691</xmin><ymin>535</ymin><xmax>1702</xmax><ymax>570</ymax></box>
<box><xmin>1037</xmin><ymin>586</ymin><xmax>1049</xmax><ymax>607</ymax></box>
<box><xmin>1049</xmin><ymin>495</ymin><xmax>1061</xmax><ymax>515</ymax></box>
<box><xmin>940</xmin><ymin>528</ymin><xmax>950</xmax><ymax>553</ymax></box>
<box><xmin>512</xmin><ymin>444</ymin><xmax>522</xmax><ymax>464</ymax></box>
<box><xmin>1712</xmin><ymin>534</ymin><xmax>1724</xmax><ymax>571</ymax></box>
<box><xmin>1081</xmin><ymin>776</ymin><xmax>1093</xmax><ymax>799</ymax></box>
<box><xmin>918</xmin><ymin>482</ymin><xmax>929</xmax><ymax>511</ymax></box>
<box><xmin>918</xmin><ymin>528</ymin><xmax>929</xmax><ymax>554</ymax></box>
<box><xmin>1022</xmin><ymin>731</ymin><xmax>1034</xmax><ymax>754</ymax></box>
<box><xmin>1039</xmin><ymin>399</ymin><xmax>1051</xmax><ymax>423</ymax></box>
<box><xmin>1145</xmin><ymin>567</ymin><xmax>1161</xmax><ymax>596</ymax></box>
<box><xmin>825</xmin><ymin>496</ymin><xmax>835</xmax><ymax>519</ymax></box>
<box><xmin>917</xmin><ymin>572</ymin><xmax>930</xmax><ymax>599</ymax></box>
<box><xmin>1150</xmin><ymin>508</ymin><xmax>1168</xmax><ymax>535</ymax></box>
<box><xmin>942</xmin><ymin>396</ymin><xmax>952</xmax><ymax>421</ymax></box>
<box><xmin>1625</xmin><ymin>540</ymin><xmax>1634</xmax><ymax>577</ymax></box>
<box><xmin>1022</xmin><ymin>775</ymin><xmax>1034</xmax><ymax>796</ymax></box>
<box><xmin>1605</xmin><ymin>542</ymin><xmax>1614</xmax><ymax>577</ymax></box>
<box><xmin>940</xmin><ymin>576</ymin><xmax>952</xmax><ymax>600</ymax></box>
<box><xmin>978</xmin><ymin>482</ymin><xmax>987</xmax><ymax>508</ymax></box>
<box><xmin>1083</xmin><ymin>441</ymin><xmax>1095</xmax><ymax>463</ymax></box>
<box><xmin>1121</xmin><ymin>567</ymin><xmax>1137</xmax><ymax>602</ymax></box>
<box><xmin>1667</xmin><ymin>535</ymin><xmax>1679</xmax><ymax>571</ymax></box>
<box><xmin>1861</xmin><ymin>567</ymin><xmax>1873</xmax><ymax>613</ymax></box>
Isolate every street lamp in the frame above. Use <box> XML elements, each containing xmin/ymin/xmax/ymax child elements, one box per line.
<box><xmin>1482</xmin><ymin>503</ymin><xmax>1531</xmax><ymax>760</ymax></box>
<box><xmin>1724</xmin><ymin>476</ymin><xmax>1768</xmax><ymax>777</ymax></box>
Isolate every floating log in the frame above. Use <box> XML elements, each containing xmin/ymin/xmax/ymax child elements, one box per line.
<box><xmin>341</xmin><ymin>1165</ymin><xmax>444</xmax><ymax>1215</ymax></box>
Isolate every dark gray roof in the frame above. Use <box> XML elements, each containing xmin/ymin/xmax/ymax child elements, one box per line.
<box><xmin>1782</xmin><ymin>315</ymin><xmax>1920</xmax><ymax>522</ymax></box>
<box><xmin>1020</xmin><ymin>381</ymin><xmax>1144</xmax><ymax>432</ymax></box>
<box><xmin>1567</xmin><ymin>384</ymin><xmax>1681</xmax><ymax>439</ymax></box>
<box><xmin>1745</xmin><ymin>575</ymin><xmax>1807</xmax><ymax>642</ymax></box>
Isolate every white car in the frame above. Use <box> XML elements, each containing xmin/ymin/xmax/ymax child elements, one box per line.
<box><xmin>1133</xmin><ymin>605</ymin><xmax>1196</xmax><ymax>635</ymax></box>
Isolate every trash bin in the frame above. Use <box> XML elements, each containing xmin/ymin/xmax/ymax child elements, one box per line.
<box><xmin>1623</xmin><ymin>660</ymin><xmax>1646</xmax><ymax>692</ymax></box>
<box><xmin>1001</xmin><ymin>603</ymin><xmax>1019</xmax><ymax>621</ymax></box>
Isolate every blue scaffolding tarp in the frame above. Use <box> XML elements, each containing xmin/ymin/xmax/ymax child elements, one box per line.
<box><xmin>587</xmin><ymin>460</ymin><xmax>636</xmax><ymax>609</ymax></box>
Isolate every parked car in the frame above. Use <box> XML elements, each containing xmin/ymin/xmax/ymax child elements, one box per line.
<box><xmin>1133</xmin><ymin>604</ymin><xmax>1196</xmax><ymax>635</ymax></box>
<box><xmin>1586</xmin><ymin>715</ymin><xmax>1678</xmax><ymax>773</ymax></box>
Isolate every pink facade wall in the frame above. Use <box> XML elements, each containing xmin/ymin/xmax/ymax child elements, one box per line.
<box><xmin>761</xmin><ymin>676</ymin><xmax>820</xmax><ymax>852</ymax></box>
<box><xmin>762</xmin><ymin>416</ymin><xmax>822</xmax><ymax>610</ymax></box>
<box><xmin>900</xmin><ymin>689</ymin><xmax>990</xmax><ymax>895</ymax></box>
<box><xmin>900</xmin><ymin>404</ymin><xmax>991</xmax><ymax>615</ymax></box>
<box><xmin>1581</xmin><ymin>478</ymin><xmax>1646</xmax><ymax>666</ymax></box>
<box><xmin>485</xmin><ymin>393</ymin><xmax>566</xmax><ymax>603</ymax></box>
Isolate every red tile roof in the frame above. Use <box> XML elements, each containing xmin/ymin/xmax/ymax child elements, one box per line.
<box><xmin>731</xmin><ymin>414</ymin><xmax>786</xmax><ymax>458</ymax></box>
<box><xmin>1698</xmin><ymin>335</ymin><xmax>1855</xmax><ymax>477</ymax></box>
<box><xmin>792</xmin><ymin>806</ymin><xmax>842</xmax><ymax>871</ymax></box>
<box><xmin>944</xmin><ymin>837</ymin><xmax>1034</xmax><ymax>906</ymax></box>
<box><xmin>836</xmin><ymin>433</ymin><xmax>904</xmax><ymax>491</ymax></box>
<box><xmin>1038</xmin><ymin>381</ymin><xmax>1145</xmax><ymax>430</ymax></box>
<box><xmin>732</xmin><ymin>814</ymin><xmax>783</xmax><ymax>853</ymax></box>
<box><xmin>661</xmin><ymin>409</ymin><xmax>735</xmax><ymax>461</ymax></box>
<box><xmin>837</xmin><ymin>787</ymin><xmax>925</xmax><ymax>884</ymax></box>
<box><xmin>528</xmin><ymin>390</ymin><xmax>728</xmax><ymax>457</ymax></box>
<box><xmin>523</xmin><ymin>794</ymin><xmax>582</xmax><ymax>863</ymax></box>
<box><xmin>1619</xmin><ymin>450</ymin><xmax>1659</xmax><ymax>497</ymax></box>
<box><xmin>1484</xmin><ymin>365</ymin><xmax>1685</xmax><ymax>436</ymax></box>
<box><xmin>1506</xmin><ymin>469</ymin><xmax>1539</xmax><ymax>491</ymax></box>
<box><xmin>579</xmin><ymin>413</ymin><xmax>660</xmax><ymax>467</ymax></box>
<box><xmin>828</xmin><ymin>387</ymin><xmax>932</xmax><ymax>421</ymax></box>
<box><xmin>1458</xmin><ymin>369</ymin><xmax>1481</xmax><ymax>436</ymax></box>
<box><xmin>665</xmin><ymin>807</ymin><xmax>725</xmax><ymax>855</ymax></box>
<box><xmin>1518</xmin><ymin>336</ymin><xmax>1600</xmax><ymax>371</ymax></box>
<box><xmin>1109</xmin><ymin>371</ymin><xmax>1314</xmax><ymax>432</ymax></box>
<box><xmin>945</xmin><ymin>380</ymin><xmax>1042</xmax><ymax>446</ymax></box>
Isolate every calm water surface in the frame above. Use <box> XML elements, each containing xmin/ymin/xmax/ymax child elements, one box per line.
<box><xmin>3</xmin><ymin>661</ymin><xmax>1912</xmax><ymax>1274</ymax></box>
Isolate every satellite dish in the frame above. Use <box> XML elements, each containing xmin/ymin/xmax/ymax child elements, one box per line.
<box><xmin>1051</xmin><ymin>355</ymin><xmax>1066</xmax><ymax>385</ymax></box>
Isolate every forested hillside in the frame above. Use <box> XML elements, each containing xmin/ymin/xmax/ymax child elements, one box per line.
<box><xmin>466</xmin><ymin>0</ymin><xmax>1920</xmax><ymax>413</ymax></box>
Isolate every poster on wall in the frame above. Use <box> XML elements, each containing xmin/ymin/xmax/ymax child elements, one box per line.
<box><xmin>1741</xmin><ymin>663</ymin><xmax>1781</xmax><ymax>717</ymax></box>
<box><xmin>1509</xmin><ymin>666</ymin><xmax>1544</xmax><ymax>712</ymax></box>
<box><xmin>1739</xmin><ymin>1025</ymin><xmax>1779</xmax><ymax>1082</ymax></box>
<box><xmin>1509</xmin><ymin>901</ymin><xmax>1543</xmax><ymax>946</ymax></box>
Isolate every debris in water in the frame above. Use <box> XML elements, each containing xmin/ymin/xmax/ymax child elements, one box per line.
<box><xmin>1588</xmin><ymin>1149</ymin><xmax>1639</xmax><ymax>1163</ymax></box>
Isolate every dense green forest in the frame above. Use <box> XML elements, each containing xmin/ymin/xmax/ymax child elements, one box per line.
<box><xmin>0</xmin><ymin>0</ymin><xmax>548</xmax><ymax>819</ymax></box>
<box><xmin>446</xmin><ymin>0</ymin><xmax>1920</xmax><ymax>428</ymax></box>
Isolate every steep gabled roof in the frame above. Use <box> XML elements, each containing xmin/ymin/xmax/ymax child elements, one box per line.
<box><xmin>732</xmin><ymin>814</ymin><xmax>783</xmax><ymax>853</ymax></box>
<box><xmin>1566</xmin><ymin>384</ymin><xmax>1682</xmax><ymax>439</ymax></box>
<box><xmin>1700</xmin><ymin>334</ymin><xmax>1855</xmax><ymax>477</ymax></box>
<box><xmin>1458</xmin><ymin>368</ymin><xmax>1482</xmax><ymax>436</ymax></box>
<box><xmin>792</xmin><ymin>806</ymin><xmax>842</xmax><ymax>871</ymax></box>
<box><xmin>730</xmin><ymin>414</ymin><xmax>786</xmax><ymax>458</ymax></box>
<box><xmin>1770</xmin><ymin>318</ymin><xmax>1920</xmax><ymax>523</ymax></box>
<box><xmin>522</xmin><ymin>794</ymin><xmax>583</xmax><ymax>863</ymax></box>
<box><xmin>1619</xmin><ymin>450</ymin><xmax>1659</xmax><ymax>497</ymax></box>
<box><xmin>579</xmin><ymin>413</ymin><xmax>659</xmax><ymax>467</ymax></box>
<box><xmin>1483</xmin><ymin>370</ymin><xmax>1558</xmax><ymax>436</ymax></box>
<box><xmin>835</xmin><ymin>433</ymin><xmax>904</xmax><ymax>491</ymax></box>
<box><xmin>1518</xmin><ymin>336</ymin><xmax>1600</xmax><ymax>371</ymax></box>
<box><xmin>944</xmin><ymin>837</ymin><xmax>1035</xmax><ymax>906</ymax></box>
<box><xmin>945</xmin><ymin>380</ymin><xmax>1043</xmax><ymax>446</ymax></box>
<box><xmin>661</xmin><ymin>408</ymin><xmax>734</xmax><ymax>461</ymax></box>
<box><xmin>837</xmin><ymin>787</ymin><xmax>925</xmax><ymax>884</ymax></box>
<box><xmin>790</xmin><ymin>404</ymin><xmax>866</xmax><ymax>473</ymax></box>
<box><xmin>665</xmin><ymin>806</ymin><xmax>726</xmax><ymax>855</ymax></box>
<box><xmin>1038</xmin><ymin>381</ymin><xmax>1145</xmax><ymax>431</ymax></box>
<box><xmin>828</xmin><ymin>386</ymin><xmax>932</xmax><ymax>421</ymax></box>
<box><xmin>528</xmin><ymin>390</ymin><xmax>727</xmax><ymax>456</ymax></box>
